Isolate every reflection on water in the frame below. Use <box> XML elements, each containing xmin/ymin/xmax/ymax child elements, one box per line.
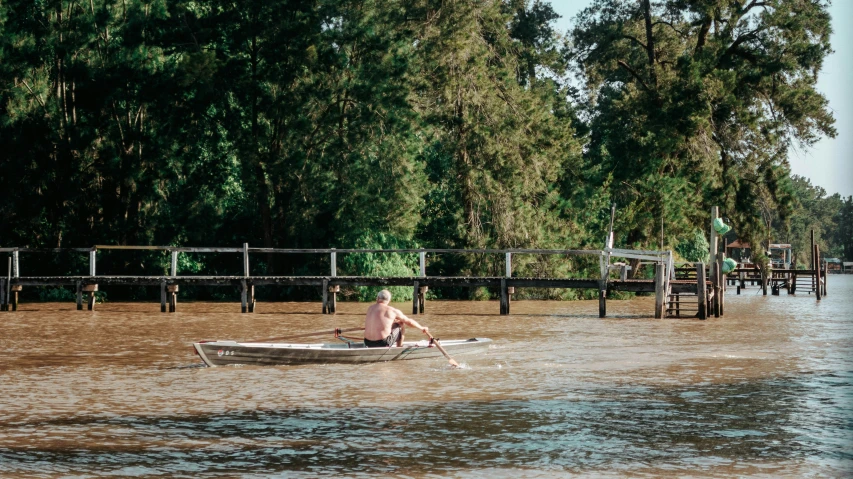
<box><xmin>0</xmin><ymin>278</ymin><xmax>851</xmax><ymax>477</ymax></box>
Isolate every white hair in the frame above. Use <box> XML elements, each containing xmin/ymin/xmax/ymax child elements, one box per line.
<box><xmin>376</xmin><ymin>289</ymin><xmax>392</xmax><ymax>302</ymax></box>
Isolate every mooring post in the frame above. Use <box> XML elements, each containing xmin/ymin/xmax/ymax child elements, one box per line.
<box><xmin>329</xmin><ymin>248</ymin><xmax>336</xmax><ymax>313</ymax></box>
<box><xmin>720</xmin><ymin>254</ymin><xmax>726</xmax><ymax>316</ymax></box>
<box><xmin>762</xmin><ymin>267</ymin><xmax>768</xmax><ymax>296</ymax></box>
<box><xmin>654</xmin><ymin>263</ymin><xmax>665</xmax><ymax>319</ymax></box>
<box><xmin>76</xmin><ymin>281</ymin><xmax>83</xmax><ymax>311</ymax></box>
<box><xmin>248</xmin><ymin>284</ymin><xmax>256</xmax><ymax>313</ymax></box>
<box><xmin>84</xmin><ymin>284</ymin><xmax>97</xmax><ymax>311</ymax></box>
<box><xmin>242</xmin><ymin>243</ymin><xmax>249</xmax><ymax>313</ymax></box>
<box><xmin>500</xmin><ymin>278</ymin><xmax>509</xmax><ymax>315</ymax></box>
<box><xmin>170</xmin><ymin>250</ymin><xmax>178</xmax><ymax>312</ymax></box>
<box><xmin>160</xmin><ymin>281</ymin><xmax>167</xmax><ymax>313</ymax></box>
<box><xmin>0</xmin><ymin>277</ymin><xmax>6</xmax><ymax>312</ymax></box>
<box><xmin>321</xmin><ymin>278</ymin><xmax>328</xmax><ymax>314</ymax></box>
<box><xmin>715</xmin><ymin>257</ymin><xmax>722</xmax><ymax>317</ymax></box>
<box><xmin>328</xmin><ymin>285</ymin><xmax>337</xmax><ymax>313</ymax></box>
<box><xmin>419</xmin><ymin>250</ymin><xmax>426</xmax><ymax>313</ymax></box>
<box><xmin>11</xmin><ymin>250</ymin><xmax>19</xmax><ymax>310</ymax></box>
<box><xmin>791</xmin><ymin>271</ymin><xmax>797</xmax><ymax>294</ymax></box>
<box><xmin>88</xmin><ymin>249</ymin><xmax>95</xmax><ymax>276</ymax></box>
<box><xmin>168</xmin><ymin>285</ymin><xmax>178</xmax><ymax>312</ymax></box>
<box><xmin>815</xmin><ymin>244</ymin><xmax>822</xmax><ymax>301</ymax></box>
<box><xmin>413</xmin><ymin>280</ymin><xmax>420</xmax><ymax>315</ymax></box>
<box><xmin>696</xmin><ymin>262</ymin><xmax>707</xmax><ymax>320</ymax></box>
<box><xmin>598</xmin><ymin>280</ymin><xmax>607</xmax><ymax>318</ymax></box>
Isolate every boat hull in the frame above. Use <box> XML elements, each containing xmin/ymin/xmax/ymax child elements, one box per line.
<box><xmin>193</xmin><ymin>338</ymin><xmax>492</xmax><ymax>367</ymax></box>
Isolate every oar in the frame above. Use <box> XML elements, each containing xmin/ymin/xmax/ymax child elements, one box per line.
<box><xmin>424</xmin><ymin>331</ymin><xmax>459</xmax><ymax>368</ymax></box>
<box><xmin>248</xmin><ymin>327</ymin><xmax>364</xmax><ymax>343</ymax></box>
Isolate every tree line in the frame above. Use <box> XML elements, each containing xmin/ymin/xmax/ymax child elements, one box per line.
<box><xmin>0</xmin><ymin>0</ymin><xmax>848</xmax><ymax>299</ymax></box>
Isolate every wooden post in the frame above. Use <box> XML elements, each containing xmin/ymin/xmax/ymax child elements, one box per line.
<box><xmin>810</xmin><ymin>229</ymin><xmax>815</xmax><ymax>270</ymax></box>
<box><xmin>4</xmin><ymin>257</ymin><xmax>9</xmax><ymax>311</ymax></box>
<box><xmin>412</xmin><ymin>280</ymin><xmax>420</xmax><ymax>315</ymax></box>
<box><xmin>419</xmin><ymin>286</ymin><xmax>427</xmax><ymax>314</ymax></box>
<box><xmin>505</xmin><ymin>252</ymin><xmax>512</xmax><ymax>278</ymax></box>
<box><xmin>762</xmin><ymin>268</ymin><xmax>768</xmax><ymax>296</ymax></box>
<box><xmin>76</xmin><ymin>281</ymin><xmax>83</xmax><ymax>311</ymax></box>
<box><xmin>719</xmin><ymin>255</ymin><xmax>725</xmax><ymax>316</ymax></box>
<box><xmin>715</xmin><ymin>257</ymin><xmax>722</xmax><ymax>317</ymax></box>
<box><xmin>500</xmin><ymin>278</ymin><xmax>508</xmax><ymax>315</ymax></box>
<box><xmin>654</xmin><ymin>263</ymin><xmax>665</xmax><ymax>319</ymax></box>
<box><xmin>83</xmin><ymin>284</ymin><xmax>97</xmax><ymax>311</ymax></box>
<box><xmin>507</xmin><ymin>286</ymin><xmax>514</xmax><ymax>314</ymax></box>
<box><xmin>171</xmin><ymin>251</ymin><xmax>178</xmax><ymax>277</ymax></box>
<box><xmin>329</xmin><ymin>249</ymin><xmax>336</xmax><ymax>312</ymax></box>
<box><xmin>11</xmin><ymin>251</ymin><xmax>19</xmax><ymax>310</ymax></box>
<box><xmin>791</xmin><ymin>272</ymin><xmax>797</xmax><ymax>294</ymax></box>
<box><xmin>419</xmin><ymin>251</ymin><xmax>426</xmax><ymax>277</ymax></box>
<box><xmin>243</xmin><ymin>243</ymin><xmax>250</xmax><ymax>277</ymax></box>
<box><xmin>709</xmin><ymin>206</ymin><xmax>719</xmax><ymax>273</ymax></box>
<box><xmin>598</xmin><ymin>280</ymin><xmax>607</xmax><ymax>318</ymax></box>
<box><xmin>328</xmin><ymin>285</ymin><xmax>338</xmax><ymax>313</ymax></box>
<box><xmin>249</xmin><ymin>284</ymin><xmax>256</xmax><ymax>313</ymax></box>
<box><xmin>321</xmin><ymin>278</ymin><xmax>328</xmax><ymax>314</ymax></box>
<box><xmin>1</xmin><ymin>278</ymin><xmax>6</xmax><ymax>311</ymax></box>
<box><xmin>241</xmin><ymin>279</ymin><xmax>248</xmax><ymax>313</ymax></box>
<box><xmin>168</xmin><ymin>285</ymin><xmax>179</xmax><ymax>312</ymax></box>
<box><xmin>696</xmin><ymin>263</ymin><xmax>707</xmax><ymax>320</ymax></box>
<box><xmin>815</xmin><ymin>244</ymin><xmax>822</xmax><ymax>301</ymax></box>
<box><xmin>160</xmin><ymin>281</ymin><xmax>167</xmax><ymax>313</ymax></box>
<box><xmin>89</xmin><ymin>250</ymin><xmax>95</xmax><ymax>276</ymax></box>
<box><xmin>620</xmin><ymin>265</ymin><xmax>628</xmax><ymax>281</ymax></box>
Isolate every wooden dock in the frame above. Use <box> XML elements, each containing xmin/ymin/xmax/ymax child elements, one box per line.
<box><xmin>0</xmin><ymin>244</ymin><xmax>705</xmax><ymax>318</ymax></box>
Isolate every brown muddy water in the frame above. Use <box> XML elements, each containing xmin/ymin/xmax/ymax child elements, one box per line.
<box><xmin>1</xmin><ymin>278</ymin><xmax>851</xmax><ymax>478</ymax></box>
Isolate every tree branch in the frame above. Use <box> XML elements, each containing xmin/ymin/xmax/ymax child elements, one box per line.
<box><xmin>617</xmin><ymin>60</ymin><xmax>652</xmax><ymax>93</ymax></box>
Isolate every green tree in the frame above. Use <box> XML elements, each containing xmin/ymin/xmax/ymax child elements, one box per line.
<box><xmin>571</xmin><ymin>0</ymin><xmax>836</xmax><ymax>256</ymax></box>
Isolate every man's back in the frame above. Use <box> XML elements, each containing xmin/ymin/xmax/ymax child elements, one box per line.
<box><xmin>364</xmin><ymin>302</ymin><xmax>398</xmax><ymax>341</ymax></box>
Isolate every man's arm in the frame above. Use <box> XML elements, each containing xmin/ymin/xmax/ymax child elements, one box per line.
<box><xmin>393</xmin><ymin>309</ymin><xmax>428</xmax><ymax>334</ymax></box>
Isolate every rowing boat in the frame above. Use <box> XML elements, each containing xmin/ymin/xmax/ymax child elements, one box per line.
<box><xmin>193</xmin><ymin>337</ymin><xmax>492</xmax><ymax>367</ymax></box>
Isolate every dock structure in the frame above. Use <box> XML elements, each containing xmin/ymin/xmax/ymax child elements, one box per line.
<box><xmin>0</xmin><ymin>244</ymin><xmax>688</xmax><ymax>318</ymax></box>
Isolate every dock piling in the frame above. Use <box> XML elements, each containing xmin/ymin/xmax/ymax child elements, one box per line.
<box><xmin>76</xmin><ymin>281</ymin><xmax>83</xmax><ymax>310</ymax></box>
<box><xmin>413</xmin><ymin>280</ymin><xmax>420</xmax><ymax>315</ymax></box>
<box><xmin>814</xmin><ymin>244</ymin><xmax>822</xmax><ymax>301</ymax></box>
<box><xmin>696</xmin><ymin>262</ymin><xmax>707</xmax><ymax>320</ymax></box>
<box><xmin>654</xmin><ymin>263</ymin><xmax>665</xmax><ymax>319</ymax></box>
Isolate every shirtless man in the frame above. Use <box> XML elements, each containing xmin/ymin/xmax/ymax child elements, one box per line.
<box><xmin>364</xmin><ymin>289</ymin><xmax>429</xmax><ymax>348</ymax></box>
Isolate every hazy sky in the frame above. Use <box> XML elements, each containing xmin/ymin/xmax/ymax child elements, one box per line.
<box><xmin>548</xmin><ymin>0</ymin><xmax>852</xmax><ymax>197</ymax></box>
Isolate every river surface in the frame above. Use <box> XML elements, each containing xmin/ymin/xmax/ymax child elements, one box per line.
<box><xmin>1</xmin><ymin>277</ymin><xmax>851</xmax><ymax>478</ymax></box>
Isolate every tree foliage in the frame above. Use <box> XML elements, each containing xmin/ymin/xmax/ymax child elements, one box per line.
<box><xmin>0</xmin><ymin>0</ymin><xmax>845</xmax><ymax>300</ymax></box>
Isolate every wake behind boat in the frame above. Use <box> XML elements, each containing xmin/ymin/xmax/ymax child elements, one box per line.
<box><xmin>193</xmin><ymin>337</ymin><xmax>492</xmax><ymax>367</ymax></box>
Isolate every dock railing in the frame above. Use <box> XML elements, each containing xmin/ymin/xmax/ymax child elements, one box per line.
<box><xmin>0</xmin><ymin>245</ymin><xmax>674</xmax><ymax>317</ymax></box>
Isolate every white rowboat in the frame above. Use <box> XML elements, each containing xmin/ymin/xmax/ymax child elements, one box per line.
<box><xmin>193</xmin><ymin>338</ymin><xmax>492</xmax><ymax>367</ymax></box>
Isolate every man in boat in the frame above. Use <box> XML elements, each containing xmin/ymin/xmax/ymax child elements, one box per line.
<box><xmin>364</xmin><ymin>289</ymin><xmax>429</xmax><ymax>348</ymax></box>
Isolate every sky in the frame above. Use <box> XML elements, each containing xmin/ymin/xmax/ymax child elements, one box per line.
<box><xmin>548</xmin><ymin>0</ymin><xmax>853</xmax><ymax>198</ymax></box>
